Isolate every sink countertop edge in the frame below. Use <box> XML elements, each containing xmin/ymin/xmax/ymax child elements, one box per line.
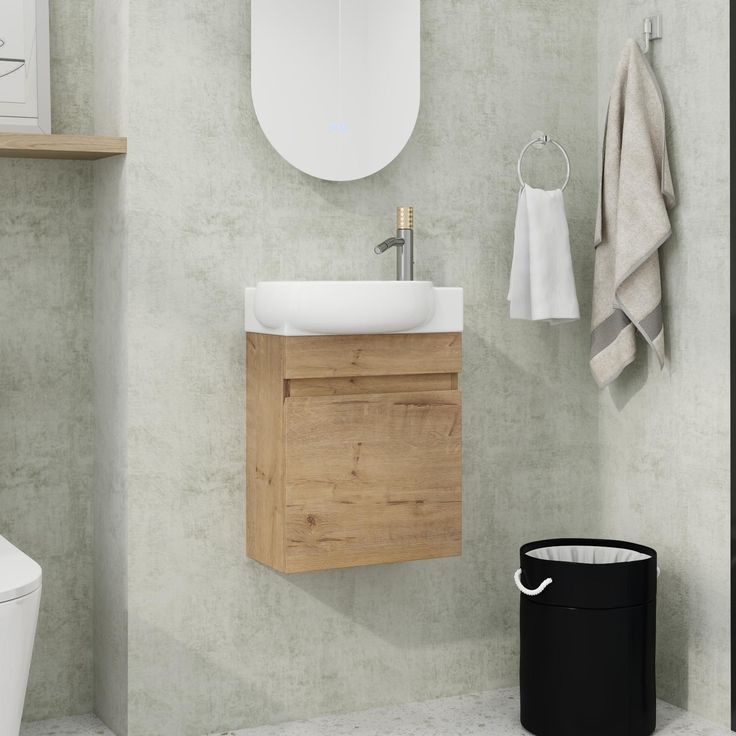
<box><xmin>244</xmin><ymin>286</ymin><xmax>464</xmax><ymax>336</ymax></box>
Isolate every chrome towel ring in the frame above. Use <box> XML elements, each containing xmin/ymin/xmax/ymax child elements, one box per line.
<box><xmin>517</xmin><ymin>134</ymin><xmax>570</xmax><ymax>192</ymax></box>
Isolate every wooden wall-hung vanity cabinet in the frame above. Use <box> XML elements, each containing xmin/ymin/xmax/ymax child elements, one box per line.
<box><xmin>246</xmin><ymin>332</ymin><xmax>462</xmax><ymax>573</ymax></box>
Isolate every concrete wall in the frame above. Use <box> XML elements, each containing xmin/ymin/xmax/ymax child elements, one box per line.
<box><xmin>595</xmin><ymin>0</ymin><xmax>730</xmax><ymax>725</ymax></box>
<box><xmin>92</xmin><ymin>0</ymin><xmax>129</xmax><ymax>733</ymax></box>
<box><xmin>0</xmin><ymin>0</ymin><xmax>95</xmax><ymax>720</ymax></box>
<box><xmin>123</xmin><ymin>2</ymin><xmax>599</xmax><ymax>734</ymax></box>
<box><xmin>3</xmin><ymin>1</ymin><xmax>729</xmax><ymax>732</ymax></box>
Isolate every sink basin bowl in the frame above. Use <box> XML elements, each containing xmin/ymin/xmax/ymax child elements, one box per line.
<box><xmin>245</xmin><ymin>281</ymin><xmax>463</xmax><ymax>336</ymax></box>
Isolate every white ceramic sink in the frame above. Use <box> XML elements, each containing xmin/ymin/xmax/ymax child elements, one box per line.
<box><xmin>244</xmin><ymin>281</ymin><xmax>463</xmax><ymax>336</ymax></box>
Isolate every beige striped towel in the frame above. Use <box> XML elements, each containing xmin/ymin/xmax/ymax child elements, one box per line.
<box><xmin>590</xmin><ymin>39</ymin><xmax>676</xmax><ymax>387</ymax></box>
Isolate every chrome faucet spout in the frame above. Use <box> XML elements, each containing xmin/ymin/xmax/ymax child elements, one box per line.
<box><xmin>374</xmin><ymin>237</ymin><xmax>405</xmax><ymax>254</ymax></box>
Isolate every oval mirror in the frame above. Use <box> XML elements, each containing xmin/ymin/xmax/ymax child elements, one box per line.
<box><xmin>251</xmin><ymin>0</ymin><xmax>420</xmax><ymax>182</ymax></box>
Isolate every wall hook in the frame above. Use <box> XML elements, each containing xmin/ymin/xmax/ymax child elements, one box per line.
<box><xmin>641</xmin><ymin>15</ymin><xmax>662</xmax><ymax>54</ymax></box>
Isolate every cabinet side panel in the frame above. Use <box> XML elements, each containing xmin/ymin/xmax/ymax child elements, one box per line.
<box><xmin>284</xmin><ymin>389</ymin><xmax>462</xmax><ymax>572</ymax></box>
<box><xmin>284</xmin><ymin>333</ymin><xmax>462</xmax><ymax>378</ymax></box>
<box><xmin>246</xmin><ymin>333</ymin><xmax>287</xmax><ymax>570</ymax></box>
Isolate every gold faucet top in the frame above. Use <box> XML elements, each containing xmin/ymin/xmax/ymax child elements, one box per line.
<box><xmin>396</xmin><ymin>206</ymin><xmax>413</xmax><ymax>230</ymax></box>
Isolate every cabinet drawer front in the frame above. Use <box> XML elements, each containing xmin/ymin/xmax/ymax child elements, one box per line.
<box><xmin>284</xmin><ymin>333</ymin><xmax>462</xmax><ymax>379</ymax></box>
<box><xmin>283</xmin><ymin>390</ymin><xmax>461</xmax><ymax>572</ymax></box>
<box><xmin>288</xmin><ymin>373</ymin><xmax>456</xmax><ymax>397</ymax></box>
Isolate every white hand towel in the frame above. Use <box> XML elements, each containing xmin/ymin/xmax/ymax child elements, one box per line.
<box><xmin>508</xmin><ymin>185</ymin><xmax>580</xmax><ymax>323</ymax></box>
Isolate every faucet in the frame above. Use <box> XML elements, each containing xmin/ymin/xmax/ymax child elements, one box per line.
<box><xmin>374</xmin><ymin>206</ymin><xmax>414</xmax><ymax>281</ymax></box>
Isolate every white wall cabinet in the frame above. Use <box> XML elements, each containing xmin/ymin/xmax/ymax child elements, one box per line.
<box><xmin>0</xmin><ymin>0</ymin><xmax>50</xmax><ymax>133</ymax></box>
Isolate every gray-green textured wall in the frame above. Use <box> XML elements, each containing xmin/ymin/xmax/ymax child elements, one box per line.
<box><xmin>92</xmin><ymin>0</ymin><xmax>129</xmax><ymax>733</ymax></box>
<box><xmin>122</xmin><ymin>2</ymin><xmax>599</xmax><ymax>734</ymax></box>
<box><xmin>595</xmin><ymin>0</ymin><xmax>731</xmax><ymax>726</ymax></box>
<box><xmin>0</xmin><ymin>1</ymin><xmax>95</xmax><ymax>720</ymax></box>
<box><xmin>4</xmin><ymin>1</ymin><xmax>730</xmax><ymax>733</ymax></box>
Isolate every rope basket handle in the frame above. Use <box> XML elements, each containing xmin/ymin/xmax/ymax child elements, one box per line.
<box><xmin>514</xmin><ymin>568</ymin><xmax>553</xmax><ymax>596</ymax></box>
<box><xmin>514</xmin><ymin>565</ymin><xmax>660</xmax><ymax>597</ymax></box>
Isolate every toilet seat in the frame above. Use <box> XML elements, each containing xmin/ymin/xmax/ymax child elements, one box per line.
<box><xmin>0</xmin><ymin>535</ymin><xmax>42</xmax><ymax>603</ymax></box>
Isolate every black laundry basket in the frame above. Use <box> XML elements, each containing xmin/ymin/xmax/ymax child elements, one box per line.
<box><xmin>516</xmin><ymin>538</ymin><xmax>658</xmax><ymax>736</ymax></box>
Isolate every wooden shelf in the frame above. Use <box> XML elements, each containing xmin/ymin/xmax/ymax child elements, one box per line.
<box><xmin>0</xmin><ymin>134</ymin><xmax>127</xmax><ymax>160</ymax></box>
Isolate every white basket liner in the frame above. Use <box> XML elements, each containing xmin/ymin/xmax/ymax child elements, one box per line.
<box><xmin>526</xmin><ymin>545</ymin><xmax>650</xmax><ymax>564</ymax></box>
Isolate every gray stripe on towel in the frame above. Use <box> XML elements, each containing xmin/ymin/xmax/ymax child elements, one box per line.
<box><xmin>590</xmin><ymin>309</ymin><xmax>631</xmax><ymax>358</ymax></box>
<box><xmin>640</xmin><ymin>303</ymin><xmax>663</xmax><ymax>341</ymax></box>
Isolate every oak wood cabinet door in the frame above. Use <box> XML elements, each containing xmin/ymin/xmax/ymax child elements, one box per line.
<box><xmin>283</xmin><ymin>389</ymin><xmax>461</xmax><ymax>572</ymax></box>
<box><xmin>245</xmin><ymin>332</ymin><xmax>462</xmax><ymax>573</ymax></box>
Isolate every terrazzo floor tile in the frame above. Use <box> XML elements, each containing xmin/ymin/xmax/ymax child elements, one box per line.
<box><xmin>210</xmin><ymin>688</ymin><xmax>733</xmax><ymax>736</ymax></box>
<box><xmin>20</xmin><ymin>714</ymin><xmax>114</xmax><ymax>736</ymax></box>
<box><xmin>21</xmin><ymin>688</ymin><xmax>732</xmax><ymax>736</ymax></box>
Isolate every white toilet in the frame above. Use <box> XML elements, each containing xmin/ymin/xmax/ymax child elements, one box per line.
<box><xmin>0</xmin><ymin>535</ymin><xmax>42</xmax><ymax>736</ymax></box>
